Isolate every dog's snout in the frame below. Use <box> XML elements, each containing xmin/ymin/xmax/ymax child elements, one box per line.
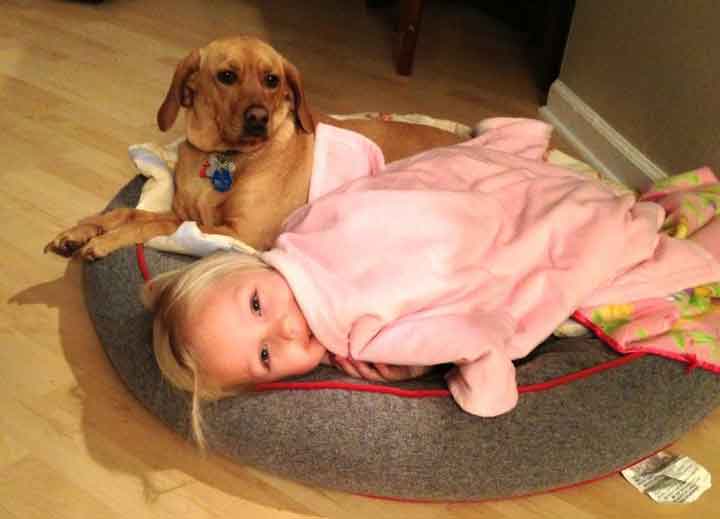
<box><xmin>243</xmin><ymin>105</ymin><xmax>269</xmax><ymax>136</ymax></box>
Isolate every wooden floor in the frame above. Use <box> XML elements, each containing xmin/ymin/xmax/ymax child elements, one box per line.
<box><xmin>1</xmin><ymin>0</ymin><xmax>718</xmax><ymax>517</ymax></box>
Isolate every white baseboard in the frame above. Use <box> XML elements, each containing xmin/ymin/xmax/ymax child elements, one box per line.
<box><xmin>539</xmin><ymin>80</ymin><xmax>668</xmax><ymax>190</ymax></box>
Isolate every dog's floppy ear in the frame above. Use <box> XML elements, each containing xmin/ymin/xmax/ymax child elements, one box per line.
<box><xmin>157</xmin><ymin>49</ymin><xmax>202</xmax><ymax>132</ymax></box>
<box><xmin>283</xmin><ymin>59</ymin><xmax>314</xmax><ymax>134</ymax></box>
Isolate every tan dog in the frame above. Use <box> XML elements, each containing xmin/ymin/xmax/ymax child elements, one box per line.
<box><xmin>45</xmin><ymin>36</ymin><xmax>463</xmax><ymax>259</ymax></box>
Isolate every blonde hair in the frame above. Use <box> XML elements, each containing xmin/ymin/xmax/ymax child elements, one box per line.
<box><xmin>141</xmin><ymin>250</ymin><xmax>270</xmax><ymax>449</ymax></box>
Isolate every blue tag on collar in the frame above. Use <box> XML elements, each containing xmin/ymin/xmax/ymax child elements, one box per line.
<box><xmin>211</xmin><ymin>168</ymin><xmax>233</xmax><ymax>192</ymax></box>
<box><xmin>202</xmin><ymin>152</ymin><xmax>236</xmax><ymax>192</ymax></box>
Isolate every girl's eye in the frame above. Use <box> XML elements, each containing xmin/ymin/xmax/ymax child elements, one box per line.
<box><xmin>260</xmin><ymin>345</ymin><xmax>270</xmax><ymax>367</ymax></box>
<box><xmin>250</xmin><ymin>290</ymin><xmax>262</xmax><ymax>316</ymax></box>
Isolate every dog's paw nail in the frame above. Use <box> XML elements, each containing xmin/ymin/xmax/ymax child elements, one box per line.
<box><xmin>79</xmin><ymin>242</ymin><xmax>107</xmax><ymax>261</ymax></box>
<box><xmin>53</xmin><ymin>240</ymin><xmax>79</xmax><ymax>257</ymax></box>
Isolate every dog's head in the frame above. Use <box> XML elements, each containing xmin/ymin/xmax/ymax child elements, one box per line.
<box><xmin>157</xmin><ymin>36</ymin><xmax>314</xmax><ymax>152</ymax></box>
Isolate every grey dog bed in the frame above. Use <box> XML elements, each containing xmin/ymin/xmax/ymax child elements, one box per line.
<box><xmin>83</xmin><ymin>176</ymin><xmax>720</xmax><ymax>501</ymax></box>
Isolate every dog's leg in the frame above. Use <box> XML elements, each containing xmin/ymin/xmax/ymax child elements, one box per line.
<box><xmin>77</xmin><ymin>218</ymin><xmax>181</xmax><ymax>260</ymax></box>
<box><xmin>45</xmin><ymin>209</ymin><xmax>177</xmax><ymax>257</ymax></box>
<box><xmin>79</xmin><ymin>219</ymin><xmax>248</xmax><ymax>260</ymax></box>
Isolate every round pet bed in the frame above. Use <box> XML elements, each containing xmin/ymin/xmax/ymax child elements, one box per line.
<box><xmin>84</xmin><ymin>176</ymin><xmax>720</xmax><ymax>501</ymax></box>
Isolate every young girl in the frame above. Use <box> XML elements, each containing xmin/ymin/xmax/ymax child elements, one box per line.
<box><xmin>143</xmin><ymin>118</ymin><xmax>720</xmax><ymax>447</ymax></box>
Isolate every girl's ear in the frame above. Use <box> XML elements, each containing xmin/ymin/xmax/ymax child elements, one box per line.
<box><xmin>140</xmin><ymin>271</ymin><xmax>180</xmax><ymax>310</ymax></box>
<box><xmin>141</xmin><ymin>278</ymin><xmax>162</xmax><ymax>310</ymax></box>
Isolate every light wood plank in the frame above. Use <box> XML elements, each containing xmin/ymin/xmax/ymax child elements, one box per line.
<box><xmin>0</xmin><ymin>457</ymin><xmax>123</xmax><ymax>519</ymax></box>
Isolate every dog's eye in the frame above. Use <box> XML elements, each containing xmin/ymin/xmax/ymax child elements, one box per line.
<box><xmin>217</xmin><ymin>70</ymin><xmax>237</xmax><ymax>85</ymax></box>
<box><xmin>264</xmin><ymin>73</ymin><xmax>280</xmax><ymax>89</ymax></box>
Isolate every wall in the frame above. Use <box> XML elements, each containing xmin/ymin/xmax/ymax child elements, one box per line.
<box><xmin>541</xmin><ymin>1</ymin><xmax>719</xmax><ymax>189</ymax></box>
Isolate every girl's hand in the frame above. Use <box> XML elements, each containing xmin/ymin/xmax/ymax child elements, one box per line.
<box><xmin>330</xmin><ymin>354</ymin><xmax>430</xmax><ymax>382</ymax></box>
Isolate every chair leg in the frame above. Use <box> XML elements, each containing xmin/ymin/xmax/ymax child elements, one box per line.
<box><xmin>394</xmin><ymin>0</ymin><xmax>425</xmax><ymax>75</ymax></box>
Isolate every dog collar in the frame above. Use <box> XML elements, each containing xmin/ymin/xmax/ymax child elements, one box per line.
<box><xmin>199</xmin><ymin>152</ymin><xmax>236</xmax><ymax>192</ymax></box>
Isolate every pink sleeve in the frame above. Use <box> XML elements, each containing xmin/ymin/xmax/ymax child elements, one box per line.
<box><xmin>445</xmin><ymin>350</ymin><xmax>518</xmax><ymax>417</ymax></box>
<box><xmin>351</xmin><ymin>311</ymin><xmax>519</xmax><ymax>416</ymax></box>
<box><xmin>584</xmin><ymin>233</ymin><xmax>720</xmax><ymax>306</ymax></box>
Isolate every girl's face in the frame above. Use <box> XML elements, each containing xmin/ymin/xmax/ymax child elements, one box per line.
<box><xmin>185</xmin><ymin>269</ymin><xmax>325</xmax><ymax>386</ymax></box>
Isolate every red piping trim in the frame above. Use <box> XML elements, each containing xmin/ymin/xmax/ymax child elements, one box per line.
<box><xmin>572</xmin><ymin>310</ymin><xmax>633</xmax><ymax>352</ymax></box>
<box><xmin>573</xmin><ymin>310</ymin><xmax>720</xmax><ymax>374</ymax></box>
<box><xmin>517</xmin><ymin>351</ymin><xmax>645</xmax><ymax>392</ymax></box>
<box><xmin>254</xmin><ymin>351</ymin><xmax>644</xmax><ymax>396</ymax></box>
<box><xmin>354</xmin><ymin>444</ymin><xmax>672</xmax><ymax>503</ymax></box>
<box><xmin>255</xmin><ymin>380</ymin><xmax>451</xmax><ymax>397</ymax></box>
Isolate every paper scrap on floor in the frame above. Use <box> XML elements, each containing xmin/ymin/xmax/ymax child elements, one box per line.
<box><xmin>621</xmin><ymin>451</ymin><xmax>711</xmax><ymax>503</ymax></box>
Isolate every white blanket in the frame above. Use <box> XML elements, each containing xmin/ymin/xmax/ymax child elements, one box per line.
<box><xmin>129</xmin><ymin>139</ymin><xmax>259</xmax><ymax>257</ymax></box>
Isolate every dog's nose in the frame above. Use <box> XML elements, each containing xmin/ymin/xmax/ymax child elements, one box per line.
<box><xmin>243</xmin><ymin>105</ymin><xmax>269</xmax><ymax>136</ymax></box>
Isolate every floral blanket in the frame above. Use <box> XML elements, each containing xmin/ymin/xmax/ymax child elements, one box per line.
<box><xmin>575</xmin><ymin>167</ymin><xmax>720</xmax><ymax>373</ymax></box>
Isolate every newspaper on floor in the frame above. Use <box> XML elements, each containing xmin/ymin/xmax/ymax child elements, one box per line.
<box><xmin>621</xmin><ymin>451</ymin><xmax>711</xmax><ymax>503</ymax></box>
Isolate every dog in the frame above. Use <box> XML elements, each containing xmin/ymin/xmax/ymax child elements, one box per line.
<box><xmin>45</xmin><ymin>36</ymin><xmax>463</xmax><ymax>259</ymax></box>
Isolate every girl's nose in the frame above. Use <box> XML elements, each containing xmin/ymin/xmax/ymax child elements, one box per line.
<box><xmin>278</xmin><ymin>315</ymin><xmax>298</xmax><ymax>339</ymax></box>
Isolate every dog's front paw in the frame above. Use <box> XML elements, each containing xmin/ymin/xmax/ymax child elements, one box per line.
<box><xmin>77</xmin><ymin>235</ymin><xmax>117</xmax><ymax>261</ymax></box>
<box><xmin>44</xmin><ymin>224</ymin><xmax>104</xmax><ymax>257</ymax></box>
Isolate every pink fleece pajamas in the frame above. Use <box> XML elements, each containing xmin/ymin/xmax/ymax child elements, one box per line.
<box><xmin>261</xmin><ymin>119</ymin><xmax>720</xmax><ymax>416</ymax></box>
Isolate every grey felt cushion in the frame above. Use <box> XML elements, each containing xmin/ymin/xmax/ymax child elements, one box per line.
<box><xmin>84</xmin><ymin>176</ymin><xmax>720</xmax><ymax>501</ymax></box>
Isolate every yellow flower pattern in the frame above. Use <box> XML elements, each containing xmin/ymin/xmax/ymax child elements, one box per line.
<box><xmin>582</xmin><ymin>168</ymin><xmax>720</xmax><ymax>365</ymax></box>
